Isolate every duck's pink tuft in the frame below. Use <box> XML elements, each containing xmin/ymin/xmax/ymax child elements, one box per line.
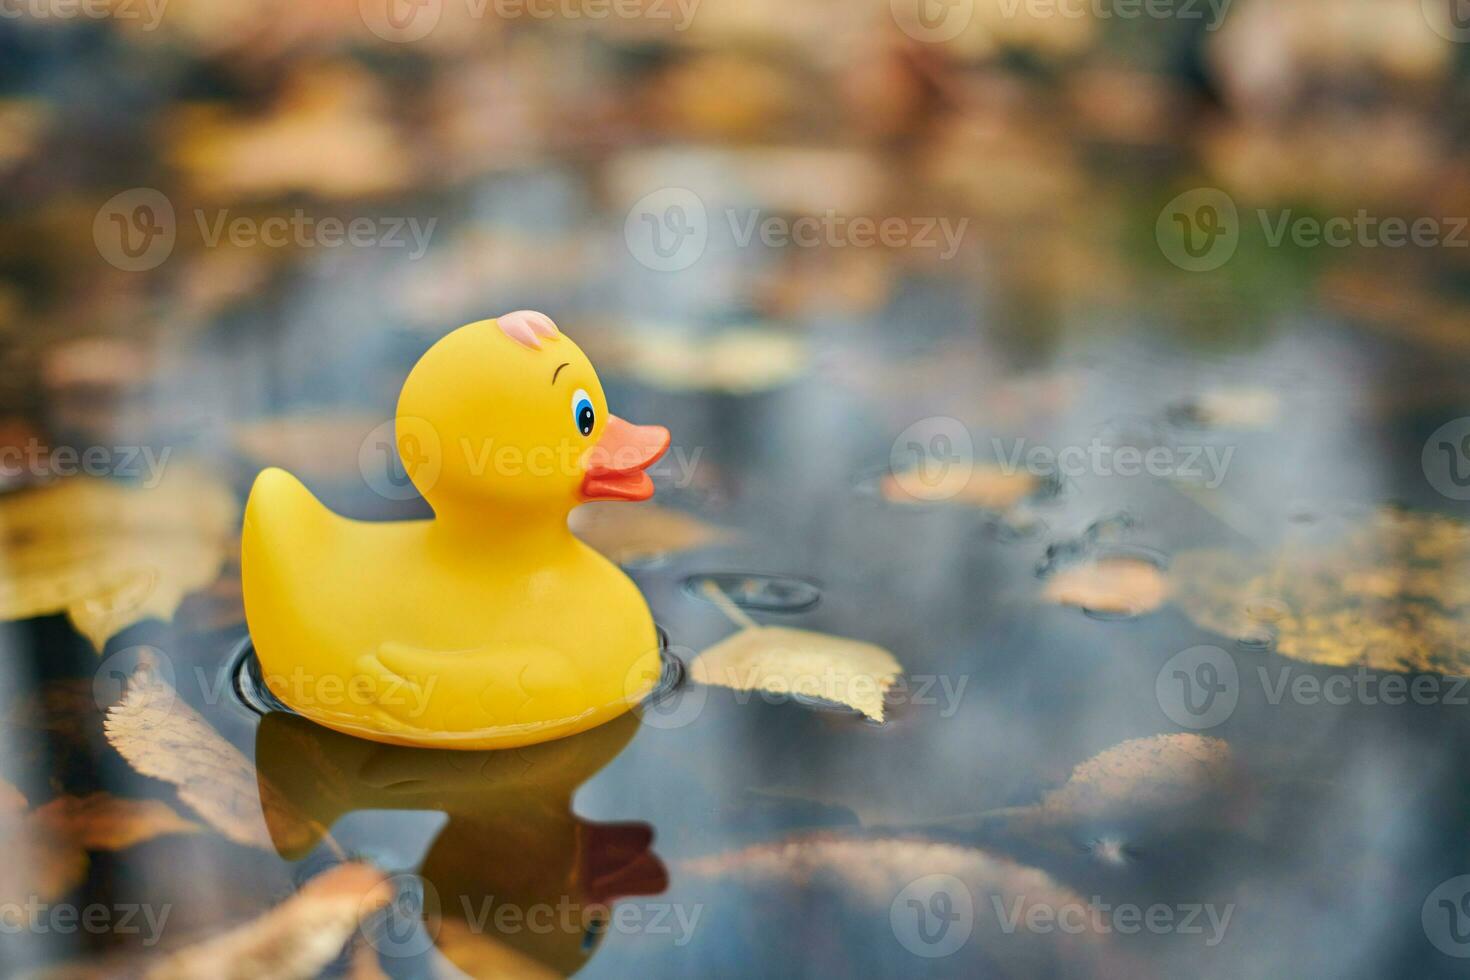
<box><xmin>497</xmin><ymin>310</ymin><xmax>560</xmax><ymax>349</ymax></box>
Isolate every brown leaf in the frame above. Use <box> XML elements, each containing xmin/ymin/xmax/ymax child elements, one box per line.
<box><xmin>0</xmin><ymin>462</ymin><xmax>235</xmax><ymax>648</ymax></box>
<box><xmin>570</xmin><ymin>502</ymin><xmax>728</xmax><ymax>564</ymax></box>
<box><xmin>691</xmin><ymin>626</ymin><xmax>901</xmax><ymax>722</ymax></box>
<box><xmin>143</xmin><ymin>862</ymin><xmax>394</xmax><ymax>980</ymax></box>
<box><xmin>594</xmin><ymin>326</ymin><xmax>808</xmax><ymax>395</ymax></box>
<box><xmin>1043</xmin><ymin>558</ymin><xmax>1169</xmax><ymax>616</ymax></box>
<box><xmin>233</xmin><ymin>413</ymin><xmax>384</xmax><ymax>482</ymax></box>
<box><xmin>32</xmin><ymin>792</ymin><xmax>202</xmax><ymax>851</ymax></box>
<box><xmin>104</xmin><ymin>668</ymin><xmax>320</xmax><ymax>852</ymax></box>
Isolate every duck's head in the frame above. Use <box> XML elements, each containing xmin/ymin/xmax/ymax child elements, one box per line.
<box><xmin>395</xmin><ymin>312</ymin><xmax>669</xmax><ymax>515</ymax></box>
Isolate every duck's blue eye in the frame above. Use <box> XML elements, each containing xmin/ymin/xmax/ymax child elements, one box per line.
<box><xmin>572</xmin><ymin>388</ymin><xmax>595</xmax><ymax>437</ymax></box>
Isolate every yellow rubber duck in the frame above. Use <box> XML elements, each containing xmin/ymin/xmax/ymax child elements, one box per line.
<box><xmin>241</xmin><ymin>311</ymin><xmax>671</xmax><ymax>750</ymax></box>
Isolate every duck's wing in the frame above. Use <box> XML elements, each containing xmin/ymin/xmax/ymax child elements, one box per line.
<box><xmin>355</xmin><ymin>641</ymin><xmax>591</xmax><ymax>734</ymax></box>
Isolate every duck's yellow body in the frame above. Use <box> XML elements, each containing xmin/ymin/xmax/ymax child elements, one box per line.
<box><xmin>241</xmin><ymin>312</ymin><xmax>670</xmax><ymax>749</ymax></box>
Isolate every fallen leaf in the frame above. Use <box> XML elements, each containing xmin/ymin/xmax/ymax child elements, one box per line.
<box><xmin>598</xmin><ymin>327</ymin><xmax>808</xmax><ymax>395</ymax></box>
<box><xmin>143</xmin><ymin>862</ymin><xmax>393</xmax><ymax>980</ymax></box>
<box><xmin>32</xmin><ymin>792</ymin><xmax>202</xmax><ymax>850</ymax></box>
<box><xmin>1171</xmin><ymin>509</ymin><xmax>1470</xmax><ymax>673</ymax></box>
<box><xmin>168</xmin><ymin>66</ymin><xmax>410</xmax><ymax>200</ymax></box>
<box><xmin>691</xmin><ymin>626</ymin><xmax>901</xmax><ymax>722</ymax></box>
<box><xmin>570</xmin><ymin>502</ymin><xmax>728</xmax><ymax>563</ymax></box>
<box><xmin>1038</xmin><ymin>735</ymin><xmax>1236</xmax><ymax>824</ymax></box>
<box><xmin>0</xmin><ymin>775</ymin><xmax>26</xmax><ymax>813</ymax></box>
<box><xmin>104</xmin><ymin>668</ymin><xmax>320</xmax><ymax>852</ymax></box>
<box><xmin>233</xmin><ymin>413</ymin><xmax>384</xmax><ymax>482</ymax></box>
<box><xmin>0</xmin><ymin>462</ymin><xmax>236</xmax><ymax>648</ymax></box>
<box><xmin>880</xmin><ymin>464</ymin><xmax>1040</xmax><ymax>510</ymax></box>
<box><xmin>1043</xmin><ymin>557</ymin><xmax>1169</xmax><ymax>616</ymax></box>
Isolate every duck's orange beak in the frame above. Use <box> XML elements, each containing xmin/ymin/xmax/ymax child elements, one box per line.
<box><xmin>581</xmin><ymin>416</ymin><xmax>670</xmax><ymax>502</ymax></box>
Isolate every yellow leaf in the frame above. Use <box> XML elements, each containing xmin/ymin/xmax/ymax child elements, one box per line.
<box><xmin>143</xmin><ymin>862</ymin><xmax>394</xmax><ymax>980</ymax></box>
<box><xmin>31</xmin><ymin>792</ymin><xmax>202</xmax><ymax>851</ymax></box>
<box><xmin>0</xmin><ymin>463</ymin><xmax>235</xmax><ymax>649</ymax></box>
<box><xmin>880</xmin><ymin>464</ymin><xmax>1039</xmax><ymax>510</ymax></box>
<box><xmin>691</xmin><ymin>626</ymin><xmax>901</xmax><ymax>722</ymax></box>
<box><xmin>1171</xmin><ymin>508</ymin><xmax>1470</xmax><ymax>673</ymax></box>
<box><xmin>104</xmin><ymin>668</ymin><xmax>321</xmax><ymax>852</ymax></box>
<box><xmin>570</xmin><ymin>502</ymin><xmax>728</xmax><ymax>564</ymax></box>
<box><xmin>1043</xmin><ymin>557</ymin><xmax>1169</xmax><ymax>616</ymax></box>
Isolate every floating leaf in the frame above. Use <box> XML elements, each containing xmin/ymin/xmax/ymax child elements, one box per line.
<box><xmin>143</xmin><ymin>862</ymin><xmax>393</xmax><ymax>980</ymax></box>
<box><xmin>1171</xmin><ymin>509</ymin><xmax>1470</xmax><ymax>673</ymax></box>
<box><xmin>596</xmin><ymin>326</ymin><xmax>808</xmax><ymax>395</ymax></box>
<box><xmin>881</xmin><ymin>464</ymin><xmax>1039</xmax><ymax>511</ymax></box>
<box><xmin>1043</xmin><ymin>557</ymin><xmax>1169</xmax><ymax>616</ymax></box>
<box><xmin>104</xmin><ymin>668</ymin><xmax>320</xmax><ymax>852</ymax></box>
<box><xmin>570</xmin><ymin>502</ymin><xmax>728</xmax><ymax>564</ymax></box>
<box><xmin>168</xmin><ymin>66</ymin><xmax>409</xmax><ymax>200</ymax></box>
<box><xmin>32</xmin><ymin>792</ymin><xmax>202</xmax><ymax>850</ymax></box>
<box><xmin>0</xmin><ymin>776</ymin><xmax>26</xmax><ymax>814</ymax></box>
<box><xmin>692</xmin><ymin>626</ymin><xmax>901</xmax><ymax>722</ymax></box>
<box><xmin>234</xmin><ymin>413</ymin><xmax>384</xmax><ymax>482</ymax></box>
<box><xmin>0</xmin><ymin>463</ymin><xmax>235</xmax><ymax>648</ymax></box>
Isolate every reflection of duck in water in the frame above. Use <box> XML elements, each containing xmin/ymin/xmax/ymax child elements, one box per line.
<box><xmin>255</xmin><ymin>710</ymin><xmax>666</xmax><ymax>976</ymax></box>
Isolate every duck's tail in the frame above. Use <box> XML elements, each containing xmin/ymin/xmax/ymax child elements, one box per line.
<box><xmin>241</xmin><ymin>468</ymin><xmax>339</xmax><ymax>660</ymax></box>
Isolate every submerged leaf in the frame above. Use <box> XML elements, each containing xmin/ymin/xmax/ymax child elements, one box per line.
<box><xmin>1039</xmin><ymin>734</ymin><xmax>1236</xmax><ymax>824</ymax></box>
<box><xmin>143</xmin><ymin>862</ymin><xmax>393</xmax><ymax>980</ymax></box>
<box><xmin>691</xmin><ymin>626</ymin><xmax>901</xmax><ymax>722</ymax></box>
<box><xmin>597</xmin><ymin>327</ymin><xmax>808</xmax><ymax>394</ymax></box>
<box><xmin>1171</xmin><ymin>509</ymin><xmax>1470</xmax><ymax>673</ymax></box>
<box><xmin>234</xmin><ymin>413</ymin><xmax>384</xmax><ymax>482</ymax></box>
<box><xmin>1043</xmin><ymin>557</ymin><xmax>1169</xmax><ymax>616</ymax></box>
<box><xmin>570</xmin><ymin>502</ymin><xmax>728</xmax><ymax>564</ymax></box>
<box><xmin>32</xmin><ymin>792</ymin><xmax>202</xmax><ymax>850</ymax></box>
<box><xmin>0</xmin><ymin>463</ymin><xmax>235</xmax><ymax>648</ymax></box>
<box><xmin>104</xmin><ymin>668</ymin><xmax>319</xmax><ymax>852</ymax></box>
